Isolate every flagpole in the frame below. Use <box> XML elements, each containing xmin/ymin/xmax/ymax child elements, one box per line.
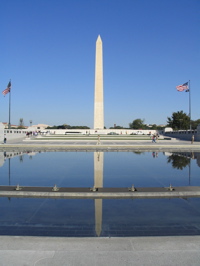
<box><xmin>8</xmin><ymin>80</ymin><xmax>11</xmax><ymax>129</ymax></box>
<box><xmin>189</xmin><ymin>157</ymin><xmax>191</xmax><ymax>185</ymax></box>
<box><xmin>9</xmin><ymin>158</ymin><xmax>11</xmax><ymax>186</ymax></box>
<box><xmin>189</xmin><ymin>80</ymin><xmax>191</xmax><ymax>130</ymax></box>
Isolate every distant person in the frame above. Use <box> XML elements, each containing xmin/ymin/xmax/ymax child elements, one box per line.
<box><xmin>191</xmin><ymin>135</ymin><xmax>194</xmax><ymax>144</ymax></box>
<box><xmin>4</xmin><ymin>137</ymin><xmax>7</xmax><ymax>144</ymax></box>
<box><xmin>156</xmin><ymin>134</ymin><xmax>159</xmax><ymax>141</ymax></box>
<box><xmin>97</xmin><ymin>135</ymin><xmax>100</xmax><ymax>145</ymax></box>
<box><xmin>152</xmin><ymin>135</ymin><xmax>156</xmax><ymax>143</ymax></box>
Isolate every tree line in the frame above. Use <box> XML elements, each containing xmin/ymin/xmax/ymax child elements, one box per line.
<box><xmin>46</xmin><ymin>124</ymin><xmax>90</xmax><ymax>129</ymax></box>
<box><xmin>129</xmin><ymin>111</ymin><xmax>200</xmax><ymax>130</ymax></box>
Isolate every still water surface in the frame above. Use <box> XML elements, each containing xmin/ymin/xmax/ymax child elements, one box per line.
<box><xmin>0</xmin><ymin>151</ymin><xmax>200</xmax><ymax>237</ymax></box>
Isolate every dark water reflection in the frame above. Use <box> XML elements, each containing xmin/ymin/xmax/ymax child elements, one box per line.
<box><xmin>0</xmin><ymin>151</ymin><xmax>200</xmax><ymax>237</ymax></box>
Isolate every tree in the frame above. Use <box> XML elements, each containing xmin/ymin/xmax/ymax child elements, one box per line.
<box><xmin>18</xmin><ymin>118</ymin><xmax>25</xmax><ymax>129</ymax></box>
<box><xmin>167</xmin><ymin>154</ymin><xmax>190</xmax><ymax>170</ymax></box>
<box><xmin>167</xmin><ymin>111</ymin><xmax>190</xmax><ymax>130</ymax></box>
<box><xmin>151</xmin><ymin>124</ymin><xmax>157</xmax><ymax>130</ymax></box>
<box><xmin>109</xmin><ymin>125</ymin><xmax>124</xmax><ymax>129</ymax></box>
<box><xmin>129</xmin><ymin>119</ymin><xmax>145</xmax><ymax>129</ymax></box>
<box><xmin>191</xmin><ymin>119</ymin><xmax>200</xmax><ymax>130</ymax></box>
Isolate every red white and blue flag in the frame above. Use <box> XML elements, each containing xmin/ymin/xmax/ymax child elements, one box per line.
<box><xmin>2</xmin><ymin>81</ymin><xmax>11</xmax><ymax>96</ymax></box>
<box><xmin>176</xmin><ymin>82</ymin><xmax>189</xmax><ymax>92</ymax></box>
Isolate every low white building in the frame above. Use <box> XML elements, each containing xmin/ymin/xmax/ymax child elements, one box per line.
<box><xmin>27</xmin><ymin>124</ymin><xmax>50</xmax><ymax>132</ymax></box>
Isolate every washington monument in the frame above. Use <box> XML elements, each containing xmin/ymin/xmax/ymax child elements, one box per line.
<box><xmin>94</xmin><ymin>35</ymin><xmax>104</xmax><ymax>129</ymax></box>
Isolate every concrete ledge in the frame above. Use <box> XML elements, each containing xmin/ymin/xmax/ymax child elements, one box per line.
<box><xmin>1</xmin><ymin>186</ymin><xmax>200</xmax><ymax>199</ymax></box>
<box><xmin>1</xmin><ymin>144</ymin><xmax>200</xmax><ymax>152</ymax></box>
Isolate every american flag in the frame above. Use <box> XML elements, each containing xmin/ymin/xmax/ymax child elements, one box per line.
<box><xmin>2</xmin><ymin>81</ymin><xmax>11</xmax><ymax>96</ymax></box>
<box><xmin>176</xmin><ymin>82</ymin><xmax>188</xmax><ymax>92</ymax></box>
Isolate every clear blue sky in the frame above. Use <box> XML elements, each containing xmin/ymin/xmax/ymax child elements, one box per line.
<box><xmin>0</xmin><ymin>0</ymin><xmax>199</xmax><ymax>128</ymax></box>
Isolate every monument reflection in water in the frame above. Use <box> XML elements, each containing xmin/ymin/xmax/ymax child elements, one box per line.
<box><xmin>0</xmin><ymin>150</ymin><xmax>200</xmax><ymax>237</ymax></box>
<box><xmin>94</xmin><ymin>152</ymin><xmax>103</xmax><ymax>237</ymax></box>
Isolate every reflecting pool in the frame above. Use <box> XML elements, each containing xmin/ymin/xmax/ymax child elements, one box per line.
<box><xmin>0</xmin><ymin>151</ymin><xmax>200</xmax><ymax>237</ymax></box>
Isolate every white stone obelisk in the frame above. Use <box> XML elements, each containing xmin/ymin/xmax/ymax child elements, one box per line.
<box><xmin>94</xmin><ymin>35</ymin><xmax>104</xmax><ymax>129</ymax></box>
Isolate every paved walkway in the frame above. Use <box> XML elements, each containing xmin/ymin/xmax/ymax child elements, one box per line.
<box><xmin>1</xmin><ymin>137</ymin><xmax>200</xmax><ymax>151</ymax></box>
<box><xmin>1</xmin><ymin>235</ymin><xmax>200</xmax><ymax>266</ymax></box>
